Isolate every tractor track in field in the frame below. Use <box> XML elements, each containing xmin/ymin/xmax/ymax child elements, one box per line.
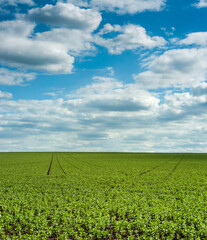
<box><xmin>56</xmin><ymin>154</ymin><xmax>67</xmax><ymax>175</ymax></box>
<box><xmin>65</xmin><ymin>152</ymin><xmax>79</xmax><ymax>161</ymax></box>
<box><xmin>165</xmin><ymin>155</ymin><xmax>184</xmax><ymax>179</ymax></box>
<box><xmin>63</xmin><ymin>152</ymin><xmax>101</xmax><ymax>172</ymax></box>
<box><xmin>64</xmin><ymin>152</ymin><xmax>103</xmax><ymax>169</ymax></box>
<box><xmin>47</xmin><ymin>153</ymin><xmax>54</xmax><ymax>175</ymax></box>
<box><xmin>60</xmin><ymin>153</ymin><xmax>83</xmax><ymax>172</ymax></box>
<box><xmin>137</xmin><ymin>156</ymin><xmax>178</xmax><ymax>177</ymax></box>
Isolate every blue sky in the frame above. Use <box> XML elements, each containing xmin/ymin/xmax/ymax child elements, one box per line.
<box><xmin>0</xmin><ymin>0</ymin><xmax>207</xmax><ymax>152</ymax></box>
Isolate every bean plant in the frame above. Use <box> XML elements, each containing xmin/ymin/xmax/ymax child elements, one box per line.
<box><xmin>0</xmin><ymin>152</ymin><xmax>207</xmax><ymax>239</ymax></box>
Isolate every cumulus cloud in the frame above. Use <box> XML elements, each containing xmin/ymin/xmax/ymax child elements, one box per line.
<box><xmin>1</xmin><ymin>76</ymin><xmax>207</xmax><ymax>152</ymax></box>
<box><xmin>179</xmin><ymin>32</ymin><xmax>207</xmax><ymax>46</ymax></box>
<box><xmin>195</xmin><ymin>0</ymin><xmax>207</xmax><ymax>8</ymax></box>
<box><xmin>0</xmin><ymin>0</ymin><xmax>34</xmax><ymax>6</ymax></box>
<box><xmin>0</xmin><ymin>0</ymin><xmax>34</xmax><ymax>15</ymax></box>
<box><xmin>0</xmin><ymin>2</ymin><xmax>103</xmax><ymax>73</ymax></box>
<box><xmin>0</xmin><ymin>36</ymin><xmax>74</xmax><ymax>73</ymax></box>
<box><xmin>92</xmin><ymin>0</ymin><xmax>165</xmax><ymax>14</ymax></box>
<box><xmin>106</xmin><ymin>67</ymin><xmax>114</xmax><ymax>76</ymax></box>
<box><xmin>36</xmin><ymin>28</ymin><xmax>94</xmax><ymax>56</ymax></box>
<box><xmin>191</xmin><ymin>82</ymin><xmax>207</xmax><ymax>96</ymax></box>
<box><xmin>24</xmin><ymin>2</ymin><xmax>102</xmax><ymax>32</ymax></box>
<box><xmin>67</xmin><ymin>76</ymin><xmax>159</xmax><ymax>112</ymax></box>
<box><xmin>0</xmin><ymin>19</ymin><xmax>165</xmax><ymax>73</ymax></box>
<box><xmin>0</xmin><ymin>68</ymin><xmax>36</xmax><ymax>85</ymax></box>
<box><xmin>0</xmin><ymin>90</ymin><xmax>12</xmax><ymax>99</ymax></box>
<box><xmin>0</xmin><ymin>2</ymin><xmax>167</xmax><ymax>75</ymax></box>
<box><xmin>0</xmin><ymin>19</ymin><xmax>35</xmax><ymax>37</ymax></box>
<box><xmin>98</xmin><ymin>23</ymin><xmax>122</xmax><ymax>35</ymax></box>
<box><xmin>134</xmin><ymin>48</ymin><xmax>207</xmax><ymax>89</ymax></box>
<box><xmin>62</xmin><ymin>0</ymin><xmax>89</xmax><ymax>7</ymax></box>
<box><xmin>1</xmin><ymin>0</ymin><xmax>207</xmax><ymax>153</ymax></box>
<box><xmin>159</xmin><ymin>91</ymin><xmax>207</xmax><ymax>122</ymax></box>
<box><xmin>0</xmin><ymin>20</ymin><xmax>74</xmax><ymax>73</ymax></box>
<box><xmin>65</xmin><ymin>0</ymin><xmax>166</xmax><ymax>14</ymax></box>
<box><xmin>95</xmin><ymin>24</ymin><xmax>166</xmax><ymax>54</ymax></box>
<box><xmin>0</xmin><ymin>76</ymin><xmax>159</xmax><ymax>151</ymax></box>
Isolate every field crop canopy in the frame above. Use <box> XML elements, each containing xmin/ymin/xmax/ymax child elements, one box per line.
<box><xmin>0</xmin><ymin>153</ymin><xmax>207</xmax><ymax>239</ymax></box>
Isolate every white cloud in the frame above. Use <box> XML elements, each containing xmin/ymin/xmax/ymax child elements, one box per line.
<box><xmin>83</xmin><ymin>0</ymin><xmax>166</xmax><ymax>14</ymax></box>
<box><xmin>0</xmin><ymin>35</ymin><xmax>74</xmax><ymax>73</ymax></box>
<box><xmin>95</xmin><ymin>24</ymin><xmax>166</xmax><ymax>54</ymax></box>
<box><xmin>64</xmin><ymin>0</ymin><xmax>166</xmax><ymax>14</ymax></box>
<box><xmin>44</xmin><ymin>92</ymin><xmax>58</xmax><ymax>97</ymax></box>
<box><xmin>0</xmin><ymin>20</ymin><xmax>35</xmax><ymax>37</ymax></box>
<box><xmin>195</xmin><ymin>0</ymin><xmax>207</xmax><ymax>8</ymax></box>
<box><xmin>0</xmin><ymin>2</ymin><xmax>103</xmax><ymax>73</ymax></box>
<box><xmin>24</xmin><ymin>2</ymin><xmax>102</xmax><ymax>32</ymax></box>
<box><xmin>191</xmin><ymin>82</ymin><xmax>207</xmax><ymax>96</ymax></box>
<box><xmin>1</xmin><ymin>76</ymin><xmax>207</xmax><ymax>152</ymax></box>
<box><xmin>106</xmin><ymin>67</ymin><xmax>114</xmax><ymax>76</ymax></box>
<box><xmin>0</xmin><ymin>20</ymin><xmax>74</xmax><ymax>73</ymax></box>
<box><xmin>43</xmin><ymin>88</ymin><xmax>66</xmax><ymax>98</ymax></box>
<box><xmin>62</xmin><ymin>0</ymin><xmax>89</xmax><ymax>7</ymax></box>
<box><xmin>0</xmin><ymin>2</ymin><xmax>167</xmax><ymax>75</ymax></box>
<box><xmin>0</xmin><ymin>0</ymin><xmax>34</xmax><ymax>6</ymax></box>
<box><xmin>179</xmin><ymin>32</ymin><xmax>207</xmax><ymax>46</ymax></box>
<box><xmin>0</xmin><ymin>90</ymin><xmax>12</xmax><ymax>99</ymax></box>
<box><xmin>160</xmin><ymin>26</ymin><xmax>176</xmax><ymax>36</ymax></box>
<box><xmin>159</xmin><ymin>91</ymin><xmax>207</xmax><ymax>121</ymax></box>
<box><xmin>36</xmin><ymin>28</ymin><xmax>94</xmax><ymax>56</ymax></box>
<box><xmin>0</xmin><ymin>1</ymin><xmax>207</xmax><ymax>152</ymax></box>
<box><xmin>67</xmin><ymin>76</ymin><xmax>159</xmax><ymax>112</ymax></box>
<box><xmin>0</xmin><ymin>76</ymin><xmax>159</xmax><ymax>151</ymax></box>
<box><xmin>0</xmin><ymin>68</ymin><xmax>36</xmax><ymax>85</ymax></box>
<box><xmin>98</xmin><ymin>23</ymin><xmax>122</xmax><ymax>35</ymax></box>
<box><xmin>134</xmin><ymin>48</ymin><xmax>207</xmax><ymax>89</ymax></box>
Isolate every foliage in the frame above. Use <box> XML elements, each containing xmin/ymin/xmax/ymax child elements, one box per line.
<box><xmin>0</xmin><ymin>152</ymin><xmax>207</xmax><ymax>239</ymax></box>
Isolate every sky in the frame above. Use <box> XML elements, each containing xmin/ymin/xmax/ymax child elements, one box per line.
<box><xmin>0</xmin><ymin>0</ymin><xmax>207</xmax><ymax>152</ymax></box>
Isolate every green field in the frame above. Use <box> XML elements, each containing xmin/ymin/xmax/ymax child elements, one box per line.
<box><xmin>0</xmin><ymin>153</ymin><xmax>207</xmax><ymax>239</ymax></box>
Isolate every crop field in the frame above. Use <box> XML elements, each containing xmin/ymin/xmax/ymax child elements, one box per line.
<box><xmin>0</xmin><ymin>153</ymin><xmax>207</xmax><ymax>239</ymax></box>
